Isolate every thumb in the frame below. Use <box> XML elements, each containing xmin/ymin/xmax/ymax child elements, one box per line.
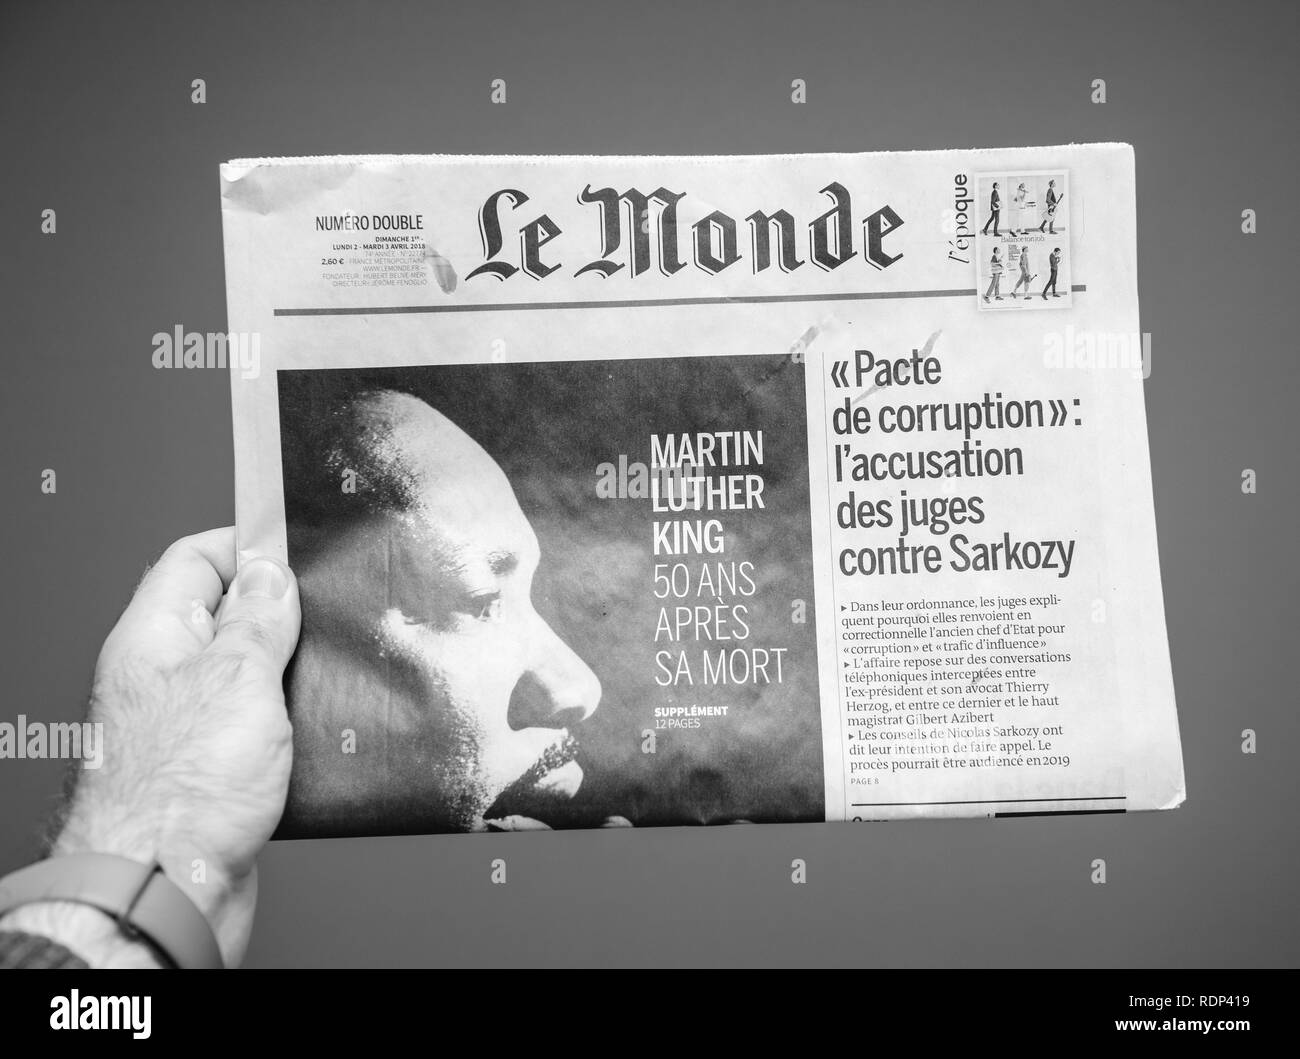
<box><xmin>209</xmin><ymin>556</ymin><xmax>301</xmax><ymax>672</ymax></box>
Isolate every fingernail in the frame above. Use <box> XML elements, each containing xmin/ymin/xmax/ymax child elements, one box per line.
<box><xmin>237</xmin><ymin>558</ymin><xmax>289</xmax><ymax>600</ymax></box>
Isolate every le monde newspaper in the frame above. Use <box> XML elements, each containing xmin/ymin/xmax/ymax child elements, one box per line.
<box><xmin>218</xmin><ymin>145</ymin><xmax>1184</xmax><ymax>839</ymax></box>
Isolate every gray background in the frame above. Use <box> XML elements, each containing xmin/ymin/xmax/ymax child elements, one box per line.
<box><xmin>0</xmin><ymin>0</ymin><xmax>1294</xmax><ymax>967</ymax></box>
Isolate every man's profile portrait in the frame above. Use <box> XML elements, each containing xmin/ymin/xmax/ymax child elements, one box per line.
<box><xmin>280</xmin><ymin>388</ymin><xmax>607</xmax><ymax>836</ymax></box>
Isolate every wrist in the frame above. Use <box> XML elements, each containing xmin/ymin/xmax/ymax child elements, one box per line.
<box><xmin>52</xmin><ymin>808</ymin><xmax>240</xmax><ymax>951</ymax></box>
<box><xmin>0</xmin><ymin>852</ymin><xmax>229</xmax><ymax>969</ymax></box>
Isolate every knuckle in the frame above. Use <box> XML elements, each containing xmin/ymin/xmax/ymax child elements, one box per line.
<box><xmin>157</xmin><ymin>534</ymin><xmax>200</xmax><ymax>567</ymax></box>
<box><xmin>188</xmin><ymin>645</ymin><xmax>263</xmax><ymax>689</ymax></box>
<box><xmin>137</xmin><ymin>538</ymin><xmax>195</xmax><ymax>591</ymax></box>
<box><xmin>218</xmin><ymin>613</ymin><xmax>280</xmax><ymax>657</ymax></box>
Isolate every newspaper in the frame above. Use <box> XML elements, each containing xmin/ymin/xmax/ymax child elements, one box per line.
<box><xmin>219</xmin><ymin>145</ymin><xmax>1184</xmax><ymax>838</ymax></box>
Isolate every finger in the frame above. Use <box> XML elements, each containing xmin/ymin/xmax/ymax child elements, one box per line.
<box><xmin>131</xmin><ymin>527</ymin><xmax>238</xmax><ymax>618</ymax></box>
<box><xmin>206</xmin><ymin>556</ymin><xmax>301</xmax><ymax>673</ymax></box>
<box><xmin>101</xmin><ymin>528</ymin><xmax>239</xmax><ymax>663</ymax></box>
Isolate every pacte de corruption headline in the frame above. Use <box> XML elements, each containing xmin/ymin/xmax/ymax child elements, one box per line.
<box><xmin>834</xmin><ymin>347</ymin><xmax>1078</xmax><ymax>579</ymax></box>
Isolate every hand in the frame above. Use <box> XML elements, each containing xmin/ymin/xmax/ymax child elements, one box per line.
<box><xmin>11</xmin><ymin>528</ymin><xmax>301</xmax><ymax>966</ymax></box>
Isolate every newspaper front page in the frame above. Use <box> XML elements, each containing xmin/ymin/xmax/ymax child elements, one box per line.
<box><xmin>219</xmin><ymin>145</ymin><xmax>1184</xmax><ymax>838</ymax></box>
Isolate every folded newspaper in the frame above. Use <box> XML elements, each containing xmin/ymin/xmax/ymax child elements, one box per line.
<box><xmin>219</xmin><ymin>145</ymin><xmax>1184</xmax><ymax>839</ymax></box>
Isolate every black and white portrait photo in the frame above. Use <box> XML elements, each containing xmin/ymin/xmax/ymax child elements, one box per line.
<box><xmin>277</xmin><ymin>354</ymin><xmax>823</xmax><ymax>837</ymax></box>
